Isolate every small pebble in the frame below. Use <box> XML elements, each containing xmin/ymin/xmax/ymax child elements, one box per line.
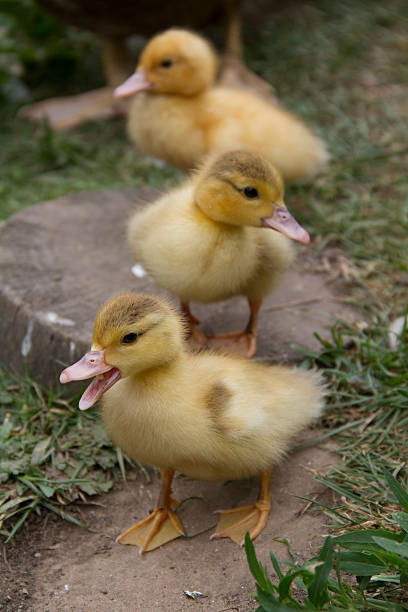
<box><xmin>131</xmin><ymin>263</ymin><xmax>147</xmax><ymax>278</ymax></box>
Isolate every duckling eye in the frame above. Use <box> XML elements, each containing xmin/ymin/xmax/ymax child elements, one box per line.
<box><xmin>243</xmin><ymin>187</ymin><xmax>259</xmax><ymax>199</ymax></box>
<box><xmin>121</xmin><ymin>332</ymin><xmax>140</xmax><ymax>344</ymax></box>
<box><xmin>159</xmin><ymin>59</ymin><xmax>173</xmax><ymax>69</ymax></box>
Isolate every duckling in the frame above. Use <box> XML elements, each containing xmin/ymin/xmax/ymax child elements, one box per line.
<box><xmin>114</xmin><ymin>28</ymin><xmax>328</xmax><ymax>182</ymax></box>
<box><xmin>60</xmin><ymin>292</ymin><xmax>325</xmax><ymax>553</ymax></box>
<box><xmin>128</xmin><ymin>149</ymin><xmax>309</xmax><ymax>357</ymax></box>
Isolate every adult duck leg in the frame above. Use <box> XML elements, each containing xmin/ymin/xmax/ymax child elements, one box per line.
<box><xmin>117</xmin><ymin>468</ymin><xmax>184</xmax><ymax>553</ymax></box>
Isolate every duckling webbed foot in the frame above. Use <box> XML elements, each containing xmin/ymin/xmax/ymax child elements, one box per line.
<box><xmin>208</xmin><ymin>329</ymin><xmax>257</xmax><ymax>358</ymax></box>
<box><xmin>208</xmin><ymin>298</ymin><xmax>261</xmax><ymax>358</ymax></box>
<box><xmin>117</xmin><ymin>468</ymin><xmax>184</xmax><ymax>553</ymax></box>
<box><xmin>210</xmin><ymin>470</ymin><xmax>271</xmax><ymax>545</ymax></box>
<box><xmin>117</xmin><ymin>504</ymin><xmax>184</xmax><ymax>552</ymax></box>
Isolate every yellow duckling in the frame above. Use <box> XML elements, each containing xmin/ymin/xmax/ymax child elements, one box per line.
<box><xmin>128</xmin><ymin>149</ymin><xmax>309</xmax><ymax>357</ymax></box>
<box><xmin>114</xmin><ymin>28</ymin><xmax>328</xmax><ymax>182</ymax></box>
<box><xmin>60</xmin><ymin>292</ymin><xmax>325</xmax><ymax>553</ymax></box>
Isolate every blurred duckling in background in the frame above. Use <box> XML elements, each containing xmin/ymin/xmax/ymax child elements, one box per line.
<box><xmin>60</xmin><ymin>292</ymin><xmax>325</xmax><ymax>553</ymax></box>
<box><xmin>128</xmin><ymin>149</ymin><xmax>309</xmax><ymax>357</ymax></box>
<box><xmin>114</xmin><ymin>28</ymin><xmax>328</xmax><ymax>182</ymax></box>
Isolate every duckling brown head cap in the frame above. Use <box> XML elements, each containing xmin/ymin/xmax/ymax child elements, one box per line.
<box><xmin>205</xmin><ymin>150</ymin><xmax>283</xmax><ymax>188</ymax></box>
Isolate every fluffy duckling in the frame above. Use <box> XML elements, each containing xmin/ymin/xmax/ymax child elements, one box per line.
<box><xmin>114</xmin><ymin>28</ymin><xmax>328</xmax><ymax>182</ymax></box>
<box><xmin>128</xmin><ymin>149</ymin><xmax>309</xmax><ymax>357</ymax></box>
<box><xmin>60</xmin><ymin>292</ymin><xmax>325</xmax><ymax>553</ymax></box>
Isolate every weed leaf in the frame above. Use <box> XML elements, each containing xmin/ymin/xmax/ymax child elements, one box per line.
<box><xmin>382</xmin><ymin>469</ymin><xmax>408</xmax><ymax>511</ymax></box>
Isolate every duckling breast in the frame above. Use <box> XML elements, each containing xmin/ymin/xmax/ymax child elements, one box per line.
<box><xmin>129</xmin><ymin>188</ymin><xmax>260</xmax><ymax>303</ymax></box>
<box><xmin>128</xmin><ymin>93</ymin><xmax>207</xmax><ymax>171</ymax></box>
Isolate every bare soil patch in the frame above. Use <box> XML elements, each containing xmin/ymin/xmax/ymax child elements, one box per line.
<box><xmin>1</xmin><ymin>434</ymin><xmax>336</xmax><ymax>612</ymax></box>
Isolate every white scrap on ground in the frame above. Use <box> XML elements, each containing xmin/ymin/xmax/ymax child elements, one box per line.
<box><xmin>183</xmin><ymin>591</ymin><xmax>208</xmax><ymax>600</ymax></box>
<box><xmin>21</xmin><ymin>320</ymin><xmax>34</xmax><ymax>357</ymax></box>
<box><xmin>131</xmin><ymin>263</ymin><xmax>148</xmax><ymax>278</ymax></box>
<box><xmin>388</xmin><ymin>315</ymin><xmax>407</xmax><ymax>349</ymax></box>
<box><xmin>38</xmin><ymin>312</ymin><xmax>75</xmax><ymax>326</ymax></box>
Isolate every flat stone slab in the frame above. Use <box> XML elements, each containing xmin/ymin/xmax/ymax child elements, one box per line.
<box><xmin>0</xmin><ymin>188</ymin><xmax>355</xmax><ymax>387</ymax></box>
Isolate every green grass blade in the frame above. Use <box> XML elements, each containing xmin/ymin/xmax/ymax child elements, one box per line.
<box><xmin>382</xmin><ymin>469</ymin><xmax>408</xmax><ymax>511</ymax></box>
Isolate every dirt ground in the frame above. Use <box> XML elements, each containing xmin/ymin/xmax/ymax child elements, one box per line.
<box><xmin>1</xmin><ymin>432</ymin><xmax>338</xmax><ymax>612</ymax></box>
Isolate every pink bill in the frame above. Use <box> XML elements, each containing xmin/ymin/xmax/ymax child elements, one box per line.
<box><xmin>261</xmin><ymin>207</ymin><xmax>310</xmax><ymax>244</ymax></box>
<box><xmin>113</xmin><ymin>71</ymin><xmax>153</xmax><ymax>98</ymax></box>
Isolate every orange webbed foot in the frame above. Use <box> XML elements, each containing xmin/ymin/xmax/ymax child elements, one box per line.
<box><xmin>210</xmin><ymin>499</ymin><xmax>270</xmax><ymax>546</ymax></box>
<box><xmin>117</xmin><ymin>500</ymin><xmax>184</xmax><ymax>553</ymax></box>
<box><xmin>207</xmin><ymin>329</ymin><xmax>257</xmax><ymax>358</ymax></box>
<box><xmin>117</xmin><ymin>468</ymin><xmax>184</xmax><ymax>553</ymax></box>
<box><xmin>210</xmin><ymin>470</ymin><xmax>272</xmax><ymax>545</ymax></box>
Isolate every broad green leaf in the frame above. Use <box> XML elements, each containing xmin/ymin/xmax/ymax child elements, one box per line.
<box><xmin>0</xmin><ymin>495</ymin><xmax>35</xmax><ymax>514</ymax></box>
<box><xmin>269</xmin><ymin>551</ymin><xmax>284</xmax><ymax>581</ymax></box>
<box><xmin>370</xmin><ymin>574</ymin><xmax>400</xmax><ymax>583</ymax></box>
<box><xmin>278</xmin><ymin>568</ymin><xmax>313</xmax><ymax>601</ymax></box>
<box><xmin>78</xmin><ymin>481</ymin><xmax>98</xmax><ymax>495</ymax></box>
<box><xmin>373</xmin><ymin>536</ymin><xmax>408</xmax><ymax>559</ymax></box>
<box><xmin>394</xmin><ymin>512</ymin><xmax>408</xmax><ymax>534</ymax></box>
<box><xmin>245</xmin><ymin>533</ymin><xmax>276</xmax><ymax>595</ymax></box>
<box><xmin>382</xmin><ymin>469</ymin><xmax>408</xmax><ymax>511</ymax></box>
<box><xmin>307</xmin><ymin>536</ymin><xmax>334</xmax><ymax>607</ymax></box>
<box><xmin>96</xmin><ymin>480</ymin><xmax>113</xmax><ymax>493</ymax></box>
<box><xmin>18</xmin><ymin>476</ymin><xmax>42</xmax><ymax>496</ymax></box>
<box><xmin>334</xmin><ymin>529</ymin><xmax>405</xmax><ymax>552</ymax></box>
<box><xmin>0</xmin><ymin>457</ymin><xmax>28</xmax><ymax>476</ymax></box>
<box><xmin>338</xmin><ymin>551</ymin><xmax>387</xmax><ymax>576</ymax></box>
<box><xmin>256</xmin><ymin>586</ymin><xmax>298</xmax><ymax>611</ymax></box>
<box><xmin>0</xmin><ymin>420</ymin><xmax>13</xmax><ymax>441</ymax></box>
<box><xmin>373</xmin><ymin>550</ymin><xmax>408</xmax><ymax>572</ymax></box>
<box><xmin>31</xmin><ymin>436</ymin><xmax>52</xmax><ymax>466</ymax></box>
<box><xmin>38</xmin><ymin>483</ymin><xmax>55</xmax><ymax>498</ymax></box>
<box><xmin>0</xmin><ymin>392</ymin><xmax>13</xmax><ymax>405</ymax></box>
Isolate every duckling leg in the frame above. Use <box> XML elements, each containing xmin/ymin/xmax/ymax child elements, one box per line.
<box><xmin>180</xmin><ymin>301</ymin><xmax>209</xmax><ymax>347</ymax></box>
<box><xmin>211</xmin><ymin>470</ymin><xmax>271</xmax><ymax>546</ymax></box>
<box><xmin>209</xmin><ymin>298</ymin><xmax>262</xmax><ymax>358</ymax></box>
<box><xmin>117</xmin><ymin>468</ymin><xmax>185</xmax><ymax>553</ymax></box>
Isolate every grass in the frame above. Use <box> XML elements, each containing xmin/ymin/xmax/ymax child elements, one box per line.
<box><xmin>0</xmin><ymin>117</ymin><xmax>182</xmax><ymax>220</ymax></box>
<box><xmin>0</xmin><ymin>0</ymin><xmax>407</xmax><ymax>607</ymax></box>
<box><xmin>245</xmin><ymin>470</ymin><xmax>408</xmax><ymax>610</ymax></box>
<box><xmin>297</xmin><ymin>313</ymin><xmax>408</xmax><ymax>531</ymax></box>
<box><xmin>0</xmin><ymin>368</ymin><xmax>132</xmax><ymax>540</ymax></box>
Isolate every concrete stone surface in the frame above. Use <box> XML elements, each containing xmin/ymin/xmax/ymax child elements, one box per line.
<box><xmin>0</xmin><ymin>188</ymin><xmax>355</xmax><ymax>388</ymax></box>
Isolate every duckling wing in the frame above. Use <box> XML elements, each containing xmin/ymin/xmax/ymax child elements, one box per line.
<box><xmin>204</xmin><ymin>88</ymin><xmax>328</xmax><ymax>182</ymax></box>
<box><xmin>198</xmin><ymin>360</ymin><xmax>324</xmax><ymax>479</ymax></box>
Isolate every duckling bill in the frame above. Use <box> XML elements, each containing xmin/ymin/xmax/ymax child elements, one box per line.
<box><xmin>60</xmin><ymin>292</ymin><xmax>325</xmax><ymax>553</ymax></box>
<box><xmin>128</xmin><ymin>149</ymin><xmax>310</xmax><ymax>357</ymax></box>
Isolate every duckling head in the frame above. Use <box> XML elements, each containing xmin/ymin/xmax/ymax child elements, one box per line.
<box><xmin>60</xmin><ymin>293</ymin><xmax>185</xmax><ymax>410</ymax></box>
<box><xmin>114</xmin><ymin>29</ymin><xmax>217</xmax><ymax>98</ymax></box>
<box><xmin>194</xmin><ymin>150</ymin><xmax>310</xmax><ymax>244</ymax></box>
